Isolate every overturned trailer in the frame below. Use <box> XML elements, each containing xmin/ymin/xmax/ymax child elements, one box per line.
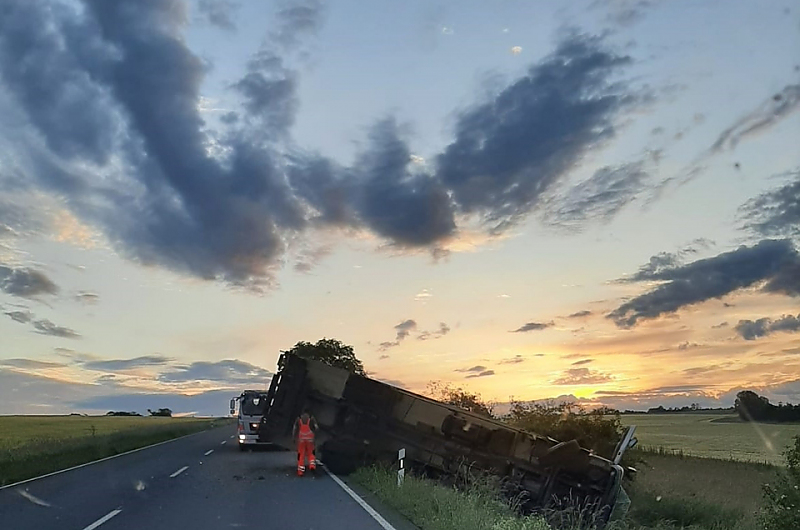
<box><xmin>258</xmin><ymin>354</ymin><xmax>631</xmax><ymax>524</ymax></box>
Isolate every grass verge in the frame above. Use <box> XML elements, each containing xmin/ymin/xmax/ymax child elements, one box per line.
<box><xmin>352</xmin><ymin>465</ymin><xmax>552</xmax><ymax>530</ymax></box>
<box><xmin>0</xmin><ymin>417</ymin><xmax>229</xmax><ymax>486</ymax></box>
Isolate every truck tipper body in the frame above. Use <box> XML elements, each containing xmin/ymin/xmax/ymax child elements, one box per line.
<box><xmin>258</xmin><ymin>354</ymin><xmax>629</xmax><ymax>523</ymax></box>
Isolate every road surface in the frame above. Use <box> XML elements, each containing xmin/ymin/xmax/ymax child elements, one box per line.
<box><xmin>0</xmin><ymin>425</ymin><xmax>406</xmax><ymax>530</ymax></box>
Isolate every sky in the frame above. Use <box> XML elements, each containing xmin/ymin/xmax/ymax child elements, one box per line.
<box><xmin>0</xmin><ymin>0</ymin><xmax>799</xmax><ymax>417</ymax></box>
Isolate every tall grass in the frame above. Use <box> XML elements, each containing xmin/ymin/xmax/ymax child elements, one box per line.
<box><xmin>0</xmin><ymin>419</ymin><xmax>224</xmax><ymax>486</ymax></box>
<box><xmin>352</xmin><ymin>465</ymin><xmax>552</xmax><ymax>530</ymax></box>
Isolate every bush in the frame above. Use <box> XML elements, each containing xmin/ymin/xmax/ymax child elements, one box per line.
<box><xmin>760</xmin><ymin>435</ymin><xmax>800</xmax><ymax>530</ymax></box>
<box><xmin>503</xmin><ymin>400</ymin><xmax>626</xmax><ymax>460</ymax></box>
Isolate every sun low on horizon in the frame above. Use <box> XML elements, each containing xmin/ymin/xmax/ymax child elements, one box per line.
<box><xmin>0</xmin><ymin>0</ymin><xmax>799</xmax><ymax>416</ymax></box>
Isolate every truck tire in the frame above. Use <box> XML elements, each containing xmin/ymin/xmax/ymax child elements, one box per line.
<box><xmin>239</xmin><ymin>443</ymin><xmax>247</xmax><ymax>452</ymax></box>
<box><xmin>320</xmin><ymin>441</ymin><xmax>358</xmax><ymax>475</ymax></box>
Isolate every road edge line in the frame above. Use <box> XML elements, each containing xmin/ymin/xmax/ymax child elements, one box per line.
<box><xmin>0</xmin><ymin>429</ymin><xmax>212</xmax><ymax>491</ymax></box>
<box><xmin>324</xmin><ymin>468</ymin><xmax>398</xmax><ymax>530</ymax></box>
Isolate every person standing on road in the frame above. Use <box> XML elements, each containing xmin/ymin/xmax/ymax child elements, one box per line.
<box><xmin>293</xmin><ymin>409</ymin><xmax>318</xmax><ymax>476</ymax></box>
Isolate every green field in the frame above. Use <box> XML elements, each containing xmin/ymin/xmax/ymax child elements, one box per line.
<box><xmin>0</xmin><ymin>415</ymin><xmax>228</xmax><ymax>486</ymax></box>
<box><xmin>621</xmin><ymin>413</ymin><xmax>800</xmax><ymax>465</ymax></box>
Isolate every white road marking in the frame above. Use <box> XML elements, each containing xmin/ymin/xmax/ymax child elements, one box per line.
<box><xmin>82</xmin><ymin>509</ymin><xmax>122</xmax><ymax>530</ymax></box>
<box><xmin>324</xmin><ymin>468</ymin><xmax>398</xmax><ymax>530</ymax></box>
<box><xmin>220</xmin><ymin>440</ymin><xmax>226</xmax><ymax>445</ymax></box>
<box><xmin>18</xmin><ymin>489</ymin><xmax>51</xmax><ymax>507</ymax></box>
<box><xmin>0</xmin><ymin>430</ymin><xmax>209</xmax><ymax>491</ymax></box>
<box><xmin>169</xmin><ymin>466</ymin><xmax>189</xmax><ymax>478</ymax></box>
<box><xmin>204</xmin><ymin>449</ymin><xmax>214</xmax><ymax>456</ymax></box>
<box><xmin>230</xmin><ymin>435</ymin><xmax>234</xmax><ymax>439</ymax></box>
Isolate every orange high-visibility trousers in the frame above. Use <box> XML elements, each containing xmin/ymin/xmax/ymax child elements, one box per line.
<box><xmin>297</xmin><ymin>440</ymin><xmax>316</xmax><ymax>475</ymax></box>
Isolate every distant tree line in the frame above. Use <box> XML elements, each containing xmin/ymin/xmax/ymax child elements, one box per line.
<box><xmin>735</xmin><ymin>391</ymin><xmax>800</xmax><ymax>422</ymax></box>
<box><xmin>105</xmin><ymin>411</ymin><xmax>142</xmax><ymax>416</ymax></box>
<box><xmin>644</xmin><ymin>404</ymin><xmax>735</xmax><ymax>414</ymax></box>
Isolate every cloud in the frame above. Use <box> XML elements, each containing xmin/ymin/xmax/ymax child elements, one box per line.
<box><xmin>4</xmin><ymin>308</ymin><xmax>81</xmax><ymax>339</ymax></box>
<box><xmin>498</xmin><ymin>354</ymin><xmax>525</xmax><ymax>364</ymax></box>
<box><xmin>544</xmin><ymin>162</ymin><xmax>649</xmax><ymax>228</ymax></box>
<box><xmin>710</xmin><ymin>85</ymin><xmax>800</xmax><ymax>153</ymax></box>
<box><xmin>741</xmin><ymin>169</ymin><xmax>800</xmax><ymax>240</ymax></box>
<box><xmin>466</xmin><ymin>370</ymin><xmax>495</xmax><ymax>379</ymax></box>
<box><xmin>567</xmin><ymin>310</ymin><xmax>593</xmax><ymax>318</ymax></box>
<box><xmin>609</xmin><ymin>239</ymin><xmax>800</xmax><ymax>327</ymax></box>
<box><xmin>571</xmin><ymin>359</ymin><xmax>594</xmax><ymax>366</ymax></box>
<box><xmin>736</xmin><ymin>314</ymin><xmax>800</xmax><ymax>341</ymax></box>
<box><xmin>417</xmin><ymin>322</ymin><xmax>450</xmax><ymax>341</ymax></box>
<box><xmin>293</xmin><ymin>245</ymin><xmax>331</xmax><ymax>273</ymax></box>
<box><xmin>378</xmin><ymin>354</ymin><xmax>390</xmax><ymax>360</ymax></box>
<box><xmin>394</xmin><ymin>319</ymin><xmax>417</xmax><ymax>341</ymax></box>
<box><xmin>435</xmin><ymin>33</ymin><xmax>636</xmax><ymax>232</ymax></box>
<box><xmin>0</xmin><ymin>5</ymin><xmax>639</xmax><ymax>290</ymax></box>
<box><xmin>31</xmin><ymin>319</ymin><xmax>81</xmax><ymax>339</ymax></box>
<box><xmin>3</xmin><ymin>309</ymin><xmax>33</xmax><ymax>323</ymax></box>
<box><xmin>712</xmin><ymin>321</ymin><xmax>729</xmax><ymax>329</ymax></box>
<box><xmin>0</xmin><ymin>265</ymin><xmax>58</xmax><ymax>298</ymax></box>
<box><xmin>414</xmin><ymin>289</ymin><xmax>433</xmax><ymax>302</ymax></box>
<box><xmin>378</xmin><ymin>341</ymin><xmax>398</xmax><ymax>351</ymax></box>
<box><xmin>158</xmin><ymin>359</ymin><xmax>271</xmax><ymax>384</ymax></box>
<box><xmin>74</xmin><ymin>292</ymin><xmax>99</xmax><ymax>305</ymax></box>
<box><xmin>0</xmin><ymin>358</ymin><xmax>66</xmax><ymax>369</ymax></box>
<box><xmin>456</xmin><ymin>365</ymin><xmax>487</xmax><ymax>373</ymax></box>
<box><xmin>595</xmin><ymin>0</ymin><xmax>661</xmax><ymax>26</ymax></box>
<box><xmin>552</xmin><ymin>367</ymin><xmax>612</xmax><ymax>385</ymax></box>
<box><xmin>512</xmin><ymin>321</ymin><xmax>554</xmax><ymax>333</ymax></box>
<box><xmin>197</xmin><ymin>0</ymin><xmax>240</xmax><ymax>31</ymax></box>
<box><xmin>82</xmin><ymin>355</ymin><xmax>174</xmax><ymax>372</ymax></box>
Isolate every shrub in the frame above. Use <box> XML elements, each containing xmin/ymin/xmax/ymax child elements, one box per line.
<box><xmin>760</xmin><ymin>435</ymin><xmax>800</xmax><ymax>530</ymax></box>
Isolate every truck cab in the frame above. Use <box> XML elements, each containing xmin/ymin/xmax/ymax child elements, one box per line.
<box><xmin>230</xmin><ymin>390</ymin><xmax>269</xmax><ymax>450</ymax></box>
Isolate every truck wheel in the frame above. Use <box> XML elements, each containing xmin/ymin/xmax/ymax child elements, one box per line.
<box><xmin>239</xmin><ymin>444</ymin><xmax>247</xmax><ymax>452</ymax></box>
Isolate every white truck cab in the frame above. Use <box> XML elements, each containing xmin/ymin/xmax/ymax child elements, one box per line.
<box><xmin>230</xmin><ymin>390</ymin><xmax>269</xmax><ymax>451</ymax></box>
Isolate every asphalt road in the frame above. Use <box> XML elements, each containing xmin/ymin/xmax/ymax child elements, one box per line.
<box><xmin>0</xmin><ymin>426</ymin><xmax>404</xmax><ymax>530</ymax></box>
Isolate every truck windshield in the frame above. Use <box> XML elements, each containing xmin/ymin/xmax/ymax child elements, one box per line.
<box><xmin>241</xmin><ymin>394</ymin><xmax>267</xmax><ymax>416</ymax></box>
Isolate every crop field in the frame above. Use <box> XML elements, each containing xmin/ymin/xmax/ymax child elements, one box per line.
<box><xmin>621</xmin><ymin>413</ymin><xmax>800</xmax><ymax>465</ymax></box>
<box><xmin>0</xmin><ymin>415</ymin><xmax>228</xmax><ymax>485</ymax></box>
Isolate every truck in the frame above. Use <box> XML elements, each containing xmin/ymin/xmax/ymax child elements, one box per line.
<box><xmin>230</xmin><ymin>389</ymin><xmax>270</xmax><ymax>450</ymax></box>
<box><xmin>256</xmin><ymin>354</ymin><xmax>634</xmax><ymax>525</ymax></box>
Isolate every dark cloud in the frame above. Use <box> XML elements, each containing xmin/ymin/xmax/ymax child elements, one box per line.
<box><xmin>271</xmin><ymin>0</ymin><xmax>325</xmax><ymax>50</ymax></box>
<box><xmin>0</xmin><ymin>358</ymin><xmax>66</xmax><ymax>369</ymax></box>
<box><xmin>378</xmin><ymin>341</ymin><xmax>398</xmax><ymax>351</ymax></box>
<box><xmin>74</xmin><ymin>292</ymin><xmax>99</xmax><ymax>305</ymax></box>
<box><xmin>378</xmin><ymin>354</ymin><xmax>390</xmax><ymax>360</ymax></box>
<box><xmin>552</xmin><ymin>367</ymin><xmax>613</xmax><ymax>385</ymax></box>
<box><xmin>31</xmin><ymin>319</ymin><xmax>81</xmax><ymax>339</ymax></box>
<box><xmin>158</xmin><ymin>359</ymin><xmax>271</xmax><ymax>383</ymax></box>
<box><xmin>594</xmin><ymin>0</ymin><xmax>661</xmax><ymax>26</ymax></box>
<box><xmin>712</xmin><ymin>321</ymin><xmax>729</xmax><ymax>329</ymax></box>
<box><xmin>567</xmin><ymin>310</ymin><xmax>593</xmax><ymax>318</ymax></box>
<box><xmin>710</xmin><ymin>85</ymin><xmax>800</xmax><ymax>153</ymax></box>
<box><xmin>512</xmin><ymin>321</ymin><xmax>554</xmax><ymax>333</ymax></box>
<box><xmin>0</xmin><ymin>4</ymin><xmax>638</xmax><ymax>289</ymax></box>
<box><xmin>83</xmin><ymin>355</ymin><xmax>174</xmax><ymax>372</ymax></box>
<box><xmin>609</xmin><ymin>239</ymin><xmax>800</xmax><ymax>328</ymax></box>
<box><xmin>544</xmin><ymin>162</ymin><xmax>648</xmax><ymax>228</ymax></box>
<box><xmin>197</xmin><ymin>0</ymin><xmax>240</xmax><ymax>31</ymax></box>
<box><xmin>741</xmin><ymin>169</ymin><xmax>800</xmax><ymax>240</ymax></box>
<box><xmin>355</xmin><ymin>118</ymin><xmax>456</xmax><ymax>246</ymax></box>
<box><xmin>456</xmin><ymin>365</ymin><xmax>488</xmax><ymax>373</ymax></box>
<box><xmin>466</xmin><ymin>370</ymin><xmax>495</xmax><ymax>379</ymax></box>
<box><xmin>498</xmin><ymin>355</ymin><xmax>525</xmax><ymax>364</ymax></box>
<box><xmin>3</xmin><ymin>309</ymin><xmax>33</xmax><ymax>323</ymax></box>
<box><xmin>394</xmin><ymin>319</ymin><xmax>417</xmax><ymax>341</ymax></box>
<box><xmin>0</xmin><ymin>265</ymin><xmax>58</xmax><ymax>298</ymax></box>
<box><xmin>736</xmin><ymin>314</ymin><xmax>800</xmax><ymax>341</ymax></box>
<box><xmin>417</xmin><ymin>322</ymin><xmax>450</xmax><ymax>341</ymax></box>
<box><xmin>571</xmin><ymin>359</ymin><xmax>594</xmax><ymax>366</ymax></box>
<box><xmin>436</xmin><ymin>33</ymin><xmax>635</xmax><ymax>232</ymax></box>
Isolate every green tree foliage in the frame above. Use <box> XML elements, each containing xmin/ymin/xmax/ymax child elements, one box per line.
<box><xmin>283</xmin><ymin>338</ymin><xmax>365</xmax><ymax>375</ymax></box>
<box><xmin>760</xmin><ymin>435</ymin><xmax>800</xmax><ymax>530</ymax></box>
<box><xmin>147</xmin><ymin>408</ymin><xmax>172</xmax><ymax>417</ymax></box>
<box><xmin>427</xmin><ymin>382</ymin><xmax>495</xmax><ymax>417</ymax></box>
<box><xmin>503</xmin><ymin>400</ymin><xmax>625</xmax><ymax>459</ymax></box>
<box><xmin>736</xmin><ymin>390</ymin><xmax>800</xmax><ymax>422</ymax></box>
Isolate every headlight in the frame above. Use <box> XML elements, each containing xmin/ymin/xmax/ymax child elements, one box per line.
<box><xmin>239</xmin><ymin>434</ymin><xmax>246</xmax><ymax>440</ymax></box>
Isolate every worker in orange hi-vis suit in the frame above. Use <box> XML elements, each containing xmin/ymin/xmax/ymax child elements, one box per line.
<box><xmin>293</xmin><ymin>410</ymin><xmax>318</xmax><ymax>476</ymax></box>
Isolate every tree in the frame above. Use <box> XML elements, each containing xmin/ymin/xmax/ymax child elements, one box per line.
<box><xmin>427</xmin><ymin>381</ymin><xmax>494</xmax><ymax>417</ymax></box>
<box><xmin>148</xmin><ymin>408</ymin><xmax>172</xmax><ymax>417</ymax></box>
<box><xmin>760</xmin><ymin>435</ymin><xmax>800</xmax><ymax>530</ymax></box>
<box><xmin>282</xmin><ymin>338</ymin><xmax>365</xmax><ymax>375</ymax></box>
